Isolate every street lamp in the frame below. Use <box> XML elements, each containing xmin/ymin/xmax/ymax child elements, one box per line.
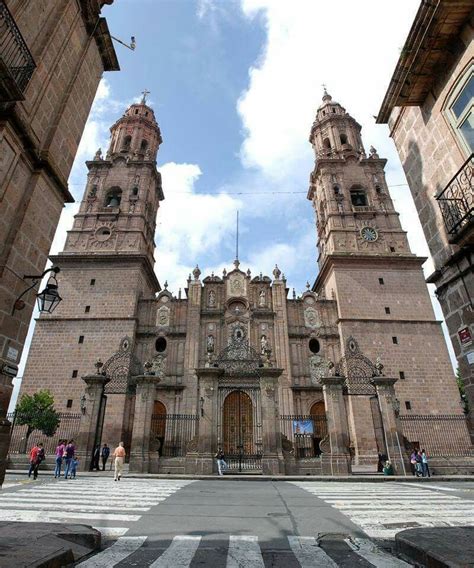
<box><xmin>12</xmin><ymin>266</ymin><xmax>62</xmax><ymax>316</ymax></box>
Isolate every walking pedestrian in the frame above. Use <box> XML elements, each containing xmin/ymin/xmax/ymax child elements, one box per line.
<box><xmin>215</xmin><ymin>447</ymin><xmax>227</xmax><ymax>476</ymax></box>
<box><xmin>71</xmin><ymin>457</ymin><xmax>79</xmax><ymax>479</ymax></box>
<box><xmin>101</xmin><ymin>443</ymin><xmax>110</xmax><ymax>471</ymax></box>
<box><xmin>415</xmin><ymin>450</ymin><xmax>423</xmax><ymax>477</ymax></box>
<box><xmin>113</xmin><ymin>442</ymin><xmax>126</xmax><ymax>481</ymax></box>
<box><xmin>54</xmin><ymin>439</ymin><xmax>65</xmax><ymax>478</ymax></box>
<box><xmin>91</xmin><ymin>445</ymin><xmax>100</xmax><ymax>471</ymax></box>
<box><xmin>63</xmin><ymin>439</ymin><xmax>76</xmax><ymax>479</ymax></box>
<box><xmin>32</xmin><ymin>443</ymin><xmax>45</xmax><ymax>480</ymax></box>
<box><xmin>28</xmin><ymin>443</ymin><xmax>40</xmax><ymax>478</ymax></box>
<box><xmin>421</xmin><ymin>449</ymin><xmax>430</xmax><ymax>477</ymax></box>
<box><xmin>410</xmin><ymin>449</ymin><xmax>418</xmax><ymax>476</ymax></box>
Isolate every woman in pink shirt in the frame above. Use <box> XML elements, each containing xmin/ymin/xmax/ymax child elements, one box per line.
<box><xmin>113</xmin><ymin>442</ymin><xmax>126</xmax><ymax>481</ymax></box>
<box><xmin>54</xmin><ymin>439</ymin><xmax>66</xmax><ymax>478</ymax></box>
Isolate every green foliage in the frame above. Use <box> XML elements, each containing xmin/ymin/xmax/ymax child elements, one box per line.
<box><xmin>456</xmin><ymin>368</ymin><xmax>469</xmax><ymax>414</ymax></box>
<box><xmin>15</xmin><ymin>390</ymin><xmax>61</xmax><ymax>439</ymax></box>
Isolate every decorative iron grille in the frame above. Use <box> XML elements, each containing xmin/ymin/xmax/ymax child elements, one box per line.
<box><xmin>400</xmin><ymin>414</ymin><xmax>473</xmax><ymax>457</ymax></box>
<box><xmin>280</xmin><ymin>414</ymin><xmax>328</xmax><ymax>458</ymax></box>
<box><xmin>215</xmin><ymin>335</ymin><xmax>262</xmax><ymax>376</ymax></box>
<box><xmin>336</xmin><ymin>336</ymin><xmax>378</xmax><ymax>396</ymax></box>
<box><xmin>436</xmin><ymin>153</ymin><xmax>473</xmax><ymax>237</ymax></box>
<box><xmin>7</xmin><ymin>412</ymin><xmax>81</xmax><ymax>455</ymax></box>
<box><xmin>0</xmin><ymin>1</ymin><xmax>36</xmax><ymax>102</ymax></box>
<box><xmin>150</xmin><ymin>413</ymin><xmax>198</xmax><ymax>457</ymax></box>
<box><xmin>103</xmin><ymin>337</ymin><xmax>143</xmax><ymax>394</ymax></box>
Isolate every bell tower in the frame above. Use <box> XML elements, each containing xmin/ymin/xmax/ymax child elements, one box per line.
<box><xmin>308</xmin><ymin>91</ymin><xmax>461</xmax><ymax>468</ymax></box>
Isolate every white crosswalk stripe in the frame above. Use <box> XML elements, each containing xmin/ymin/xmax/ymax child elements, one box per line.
<box><xmin>78</xmin><ymin>534</ymin><xmax>408</xmax><ymax>567</ymax></box>
<box><xmin>290</xmin><ymin>481</ymin><xmax>474</xmax><ymax>539</ymax></box>
<box><xmin>0</xmin><ymin>478</ymin><xmax>194</xmax><ymax>533</ymax></box>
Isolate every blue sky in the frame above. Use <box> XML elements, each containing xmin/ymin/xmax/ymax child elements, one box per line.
<box><xmin>11</xmin><ymin>1</ymin><xmax>457</xmax><ymax>408</ymax></box>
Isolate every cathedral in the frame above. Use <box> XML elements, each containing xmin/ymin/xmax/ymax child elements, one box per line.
<box><xmin>16</xmin><ymin>91</ymin><xmax>471</xmax><ymax>475</ymax></box>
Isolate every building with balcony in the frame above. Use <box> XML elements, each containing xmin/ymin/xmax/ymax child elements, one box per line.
<box><xmin>0</xmin><ymin>0</ymin><xmax>119</xmax><ymax>485</ymax></box>
<box><xmin>377</xmin><ymin>0</ymin><xmax>474</xmax><ymax>437</ymax></box>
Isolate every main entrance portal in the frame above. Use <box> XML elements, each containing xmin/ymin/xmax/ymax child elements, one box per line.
<box><xmin>221</xmin><ymin>388</ymin><xmax>262</xmax><ymax>473</ymax></box>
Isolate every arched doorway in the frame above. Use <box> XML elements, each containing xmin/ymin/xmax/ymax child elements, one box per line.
<box><xmin>310</xmin><ymin>401</ymin><xmax>328</xmax><ymax>457</ymax></box>
<box><xmin>223</xmin><ymin>390</ymin><xmax>259</xmax><ymax>471</ymax></box>
<box><xmin>151</xmin><ymin>400</ymin><xmax>166</xmax><ymax>456</ymax></box>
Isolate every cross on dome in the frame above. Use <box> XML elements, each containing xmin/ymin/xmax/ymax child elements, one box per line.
<box><xmin>141</xmin><ymin>89</ymin><xmax>150</xmax><ymax>104</ymax></box>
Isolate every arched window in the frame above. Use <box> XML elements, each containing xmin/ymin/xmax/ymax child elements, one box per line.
<box><xmin>131</xmin><ymin>186</ymin><xmax>139</xmax><ymax>197</ymax></box>
<box><xmin>323</xmin><ymin>137</ymin><xmax>331</xmax><ymax>149</ymax></box>
<box><xmin>140</xmin><ymin>139</ymin><xmax>148</xmax><ymax>153</ymax></box>
<box><xmin>155</xmin><ymin>337</ymin><xmax>167</xmax><ymax>352</ymax></box>
<box><xmin>333</xmin><ymin>184</ymin><xmax>340</xmax><ymax>195</ymax></box>
<box><xmin>350</xmin><ymin>186</ymin><xmax>368</xmax><ymax>207</ymax></box>
<box><xmin>121</xmin><ymin>135</ymin><xmax>131</xmax><ymax>152</ymax></box>
<box><xmin>309</xmin><ymin>338</ymin><xmax>320</xmax><ymax>353</ymax></box>
<box><xmin>104</xmin><ymin>187</ymin><xmax>122</xmax><ymax>207</ymax></box>
<box><xmin>340</xmin><ymin>133</ymin><xmax>348</xmax><ymax>145</ymax></box>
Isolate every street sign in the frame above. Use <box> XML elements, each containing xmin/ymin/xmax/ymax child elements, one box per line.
<box><xmin>458</xmin><ymin>327</ymin><xmax>472</xmax><ymax>346</ymax></box>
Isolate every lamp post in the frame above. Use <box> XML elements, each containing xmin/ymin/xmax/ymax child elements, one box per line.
<box><xmin>12</xmin><ymin>266</ymin><xmax>62</xmax><ymax>315</ymax></box>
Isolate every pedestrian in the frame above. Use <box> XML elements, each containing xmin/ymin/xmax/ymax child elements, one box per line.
<box><xmin>101</xmin><ymin>443</ymin><xmax>110</xmax><ymax>471</ymax></box>
<box><xmin>63</xmin><ymin>439</ymin><xmax>76</xmax><ymax>479</ymax></box>
<box><xmin>415</xmin><ymin>450</ymin><xmax>423</xmax><ymax>477</ymax></box>
<box><xmin>71</xmin><ymin>457</ymin><xmax>79</xmax><ymax>479</ymax></box>
<box><xmin>383</xmin><ymin>459</ymin><xmax>394</xmax><ymax>476</ymax></box>
<box><xmin>410</xmin><ymin>449</ymin><xmax>418</xmax><ymax>476</ymax></box>
<box><xmin>113</xmin><ymin>441</ymin><xmax>126</xmax><ymax>481</ymax></box>
<box><xmin>421</xmin><ymin>449</ymin><xmax>430</xmax><ymax>477</ymax></box>
<box><xmin>91</xmin><ymin>445</ymin><xmax>100</xmax><ymax>471</ymax></box>
<box><xmin>215</xmin><ymin>447</ymin><xmax>227</xmax><ymax>476</ymax></box>
<box><xmin>32</xmin><ymin>443</ymin><xmax>45</xmax><ymax>480</ymax></box>
<box><xmin>28</xmin><ymin>442</ymin><xmax>40</xmax><ymax>478</ymax></box>
<box><xmin>54</xmin><ymin>439</ymin><xmax>65</xmax><ymax>478</ymax></box>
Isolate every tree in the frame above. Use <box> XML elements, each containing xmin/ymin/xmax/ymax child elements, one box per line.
<box><xmin>456</xmin><ymin>368</ymin><xmax>469</xmax><ymax>414</ymax></box>
<box><xmin>15</xmin><ymin>390</ymin><xmax>61</xmax><ymax>452</ymax></box>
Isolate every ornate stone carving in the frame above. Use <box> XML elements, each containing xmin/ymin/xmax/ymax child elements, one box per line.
<box><xmin>208</xmin><ymin>289</ymin><xmax>216</xmax><ymax>307</ymax></box>
<box><xmin>207</xmin><ymin>335</ymin><xmax>215</xmax><ymax>353</ymax></box>
<box><xmin>258</xmin><ymin>289</ymin><xmax>266</xmax><ymax>306</ymax></box>
<box><xmin>228</xmin><ymin>273</ymin><xmax>245</xmax><ymax>296</ymax></box>
<box><xmin>151</xmin><ymin>354</ymin><xmax>166</xmax><ymax>377</ymax></box>
<box><xmin>304</xmin><ymin>307</ymin><xmax>320</xmax><ymax>329</ymax></box>
<box><xmin>309</xmin><ymin>355</ymin><xmax>331</xmax><ymax>385</ymax></box>
<box><xmin>157</xmin><ymin>305</ymin><xmax>170</xmax><ymax>327</ymax></box>
<box><xmin>272</xmin><ymin>264</ymin><xmax>281</xmax><ymax>279</ymax></box>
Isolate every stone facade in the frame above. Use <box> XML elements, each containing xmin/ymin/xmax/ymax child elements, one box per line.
<box><xmin>16</xmin><ymin>94</ymin><xmax>472</xmax><ymax>475</ymax></box>
<box><xmin>377</xmin><ymin>1</ymin><xmax>474</xmax><ymax>436</ymax></box>
<box><xmin>0</xmin><ymin>0</ymin><xmax>119</xmax><ymax>485</ymax></box>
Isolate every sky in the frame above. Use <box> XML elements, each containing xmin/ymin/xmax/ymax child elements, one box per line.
<box><xmin>10</xmin><ymin>0</ymin><xmax>457</xmax><ymax>408</ymax></box>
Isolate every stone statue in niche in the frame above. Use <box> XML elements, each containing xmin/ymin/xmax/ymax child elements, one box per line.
<box><xmin>208</xmin><ymin>290</ymin><xmax>216</xmax><ymax>307</ymax></box>
<box><xmin>260</xmin><ymin>334</ymin><xmax>269</xmax><ymax>355</ymax></box>
<box><xmin>94</xmin><ymin>148</ymin><xmax>103</xmax><ymax>160</ymax></box>
<box><xmin>88</xmin><ymin>185</ymin><xmax>97</xmax><ymax>198</ymax></box>
<box><xmin>152</xmin><ymin>354</ymin><xmax>165</xmax><ymax>377</ymax></box>
<box><xmin>207</xmin><ymin>335</ymin><xmax>215</xmax><ymax>353</ymax></box>
<box><xmin>157</xmin><ymin>305</ymin><xmax>170</xmax><ymax>327</ymax></box>
<box><xmin>259</xmin><ymin>289</ymin><xmax>266</xmax><ymax>307</ymax></box>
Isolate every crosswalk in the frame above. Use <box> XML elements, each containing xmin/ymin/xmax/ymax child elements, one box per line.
<box><xmin>0</xmin><ymin>478</ymin><xmax>194</xmax><ymax>538</ymax></box>
<box><xmin>76</xmin><ymin>534</ymin><xmax>411</xmax><ymax>567</ymax></box>
<box><xmin>291</xmin><ymin>481</ymin><xmax>474</xmax><ymax>539</ymax></box>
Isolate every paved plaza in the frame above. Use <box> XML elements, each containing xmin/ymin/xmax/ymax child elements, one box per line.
<box><xmin>0</xmin><ymin>475</ymin><xmax>473</xmax><ymax>566</ymax></box>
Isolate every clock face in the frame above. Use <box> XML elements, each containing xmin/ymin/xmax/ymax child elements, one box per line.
<box><xmin>360</xmin><ymin>226</ymin><xmax>378</xmax><ymax>242</ymax></box>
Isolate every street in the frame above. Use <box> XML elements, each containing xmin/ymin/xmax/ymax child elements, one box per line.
<box><xmin>0</xmin><ymin>474</ymin><xmax>473</xmax><ymax>566</ymax></box>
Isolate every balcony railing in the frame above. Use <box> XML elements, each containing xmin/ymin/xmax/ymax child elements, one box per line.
<box><xmin>436</xmin><ymin>153</ymin><xmax>473</xmax><ymax>237</ymax></box>
<box><xmin>0</xmin><ymin>0</ymin><xmax>36</xmax><ymax>102</ymax></box>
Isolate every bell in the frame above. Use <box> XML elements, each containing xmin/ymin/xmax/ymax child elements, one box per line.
<box><xmin>107</xmin><ymin>196</ymin><xmax>120</xmax><ymax>207</ymax></box>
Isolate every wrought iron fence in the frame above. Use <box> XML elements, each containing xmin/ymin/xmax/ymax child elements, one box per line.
<box><xmin>280</xmin><ymin>415</ymin><xmax>328</xmax><ymax>458</ymax></box>
<box><xmin>0</xmin><ymin>1</ymin><xmax>36</xmax><ymax>101</ymax></box>
<box><xmin>150</xmin><ymin>414</ymin><xmax>198</xmax><ymax>457</ymax></box>
<box><xmin>399</xmin><ymin>414</ymin><xmax>473</xmax><ymax>457</ymax></box>
<box><xmin>7</xmin><ymin>412</ymin><xmax>82</xmax><ymax>456</ymax></box>
<box><xmin>436</xmin><ymin>153</ymin><xmax>473</xmax><ymax>236</ymax></box>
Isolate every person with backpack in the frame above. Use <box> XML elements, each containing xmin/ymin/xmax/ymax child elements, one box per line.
<box><xmin>28</xmin><ymin>443</ymin><xmax>40</xmax><ymax>478</ymax></box>
<box><xmin>63</xmin><ymin>439</ymin><xmax>76</xmax><ymax>479</ymax></box>
<box><xmin>101</xmin><ymin>443</ymin><xmax>110</xmax><ymax>471</ymax></box>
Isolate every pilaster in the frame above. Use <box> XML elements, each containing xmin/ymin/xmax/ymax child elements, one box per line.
<box><xmin>259</xmin><ymin>368</ymin><xmax>285</xmax><ymax>475</ymax></box>
<box><xmin>0</xmin><ymin>370</ymin><xmax>13</xmax><ymax>486</ymax></box>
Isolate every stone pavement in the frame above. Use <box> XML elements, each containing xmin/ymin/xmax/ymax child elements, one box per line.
<box><xmin>0</xmin><ymin>522</ymin><xmax>100</xmax><ymax>567</ymax></box>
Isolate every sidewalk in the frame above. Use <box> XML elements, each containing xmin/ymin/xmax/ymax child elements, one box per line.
<box><xmin>0</xmin><ymin>522</ymin><xmax>100</xmax><ymax>568</ymax></box>
<box><xmin>396</xmin><ymin>527</ymin><xmax>474</xmax><ymax>568</ymax></box>
<box><xmin>4</xmin><ymin>469</ymin><xmax>474</xmax><ymax>482</ymax></box>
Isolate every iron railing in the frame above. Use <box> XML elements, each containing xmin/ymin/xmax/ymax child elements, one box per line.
<box><xmin>150</xmin><ymin>413</ymin><xmax>198</xmax><ymax>457</ymax></box>
<box><xmin>280</xmin><ymin>415</ymin><xmax>328</xmax><ymax>458</ymax></box>
<box><xmin>436</xmin><ymin>153</ymin><xmax>473</xmax><ymax>237</ymax></box>
<box><xmin>7</xmin><ymin>412</ymin><xmax>82</xmax><ymax>456</ymax></box>
<box><xmin>399</xmin><ymin>414</ymin><xmax>473</xmax><ymax>457</ymax></box>
<box><xmin>0</xmin><ymin>1</ymin><xmax>36</xmax><ymax>101</ymax></box>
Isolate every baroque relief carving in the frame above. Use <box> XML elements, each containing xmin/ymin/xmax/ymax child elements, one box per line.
<box><xmin>304</xmin><ymin>307</ymin><xmax>320</xmax><ymax>329</ymax></box>
<box><xmin>157</xmin><ymin>305</ymin><xmax>170</xmax><ymax>327</ymax></box>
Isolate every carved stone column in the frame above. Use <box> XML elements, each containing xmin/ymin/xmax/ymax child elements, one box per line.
<box><xmin>76</xmin><ymin>374</ymin><xmax>110</xmax><ymax>471</ymax></box>
<box><xmin>372</xmin><ymin>377</ymin><xmax>407</xmax><ymax>475</ymax></box>
<box><xmin>188</xmin><ymin>368</ymin><xmax>221</xmax><ymax>474</ymax></box>
<box><xmin>260</xmin><ymin>368</ymin><xmax>285</xmax><ymax>475</ymax></box>
<box><xmin>129</xmin><ymin>375</ymin><xmax>161</xmax><ymax>473</ymax></box>
<box><xmin>320</xmin><ymin>377</ymin><xmax>351</xmax><ymax>475</ymax></box>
